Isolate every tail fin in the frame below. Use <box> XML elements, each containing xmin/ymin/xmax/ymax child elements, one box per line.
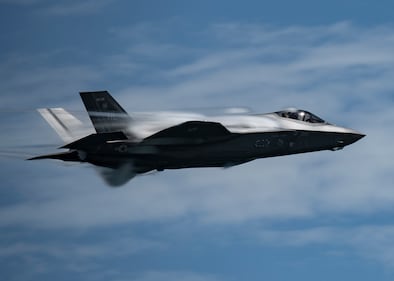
<box><xmin>38</xmin><ymin>108</ymin><xmax>92</xmax><ymax>143</ymax></box>
<box><xmin>79</xmin><ymin>91</ymin><xmax>131</xmax><ymax>134</ymax></box>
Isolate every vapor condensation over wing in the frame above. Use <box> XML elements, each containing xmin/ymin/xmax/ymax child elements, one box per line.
<box><xmin>0</xmin><ymin>107</ymin><xmax>256</xmax><ymax>152</ymax></box>
<box><xmin>0</xmin><ymin>106</ymin><xmax>283</xmax><ymax>161</ymax></box>
<box><xmin>37</xmin><ymin>108</ymin><xmax>94</xmax><ymax>142</ymax></box>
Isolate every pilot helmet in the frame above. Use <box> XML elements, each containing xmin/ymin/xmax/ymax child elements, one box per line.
<box><xmin>298</xmin><ymin>111</ymin><xmax>305</xmax><ymax>120</ymax></box>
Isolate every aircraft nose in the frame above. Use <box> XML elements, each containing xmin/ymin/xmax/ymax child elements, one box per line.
<box><xmin>352</xmin><ymin>132</ymin><xmax>366</xmax><ymax>143</ymax></box>
<box><xmin>337</xmin><ymin>132</ymin><xmax>365</xmax><ymax>147</ymax></box>
<box><xmin>348</xmin><ymin>133</ymin><xmax>365</xmax><ymax>144</ymax></box>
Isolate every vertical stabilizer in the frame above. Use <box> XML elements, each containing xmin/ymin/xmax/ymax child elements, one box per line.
<box><xmin>79</xmin><ymin>91</ymin><xmax>132</xmax><ymax>134</ymax></box>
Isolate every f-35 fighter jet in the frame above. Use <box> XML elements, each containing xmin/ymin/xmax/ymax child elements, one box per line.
<box><xmin>30</xmin><ymin>91</ymin><xmax>365</xmax><ymax>186</ymax></box>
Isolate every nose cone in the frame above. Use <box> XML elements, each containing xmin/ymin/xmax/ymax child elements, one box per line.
<box><xmin>346</xmin><ymin>132</ymin><xmax>365</xmax><ymax>145</ymax></box>
<box><xmin>336</xmin><ymin>131</ymin><xmax>365</xmax><ymax>147</ymax></box>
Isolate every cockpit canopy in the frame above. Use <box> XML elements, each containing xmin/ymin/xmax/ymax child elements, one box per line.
<box><xmin>275</xmin><ymin>109</ymin><xmax>326</xmax><ymax>124</ymax></box>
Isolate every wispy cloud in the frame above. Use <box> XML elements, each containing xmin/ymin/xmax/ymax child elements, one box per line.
<box><xmin>0</xmin><ymin>229</ymin><xmax>166</xmax><ymax>280</ymax></box>
<box><xmin>0</xmin><ymin>236</ymin><xmax>164</xmax><ymax>261</ymax></box>
<box><xmin>42</xmin><ymin>0</ymin><xmax>116</xmax><ymax>16</ymax></box>
<box><xmin>0</xmin><ymin>0</ymin><xmax>116</xmax><ymax>15</ymax></box>
<box><xmin>258</xmin><ymin>225</ymin><xmax>394</xmax><ymax>267</ymax></box>
<box><xmin>2</xmin><ymin>21</ymin><xmax>394</xmax><ymax>272</ymax></box>
<box><xmin>108</xmin><ymin>22</ymin><xmax>394</xmax><ymax>115</ymax></box>
<box><xmin>0</xmin><ymin>52</ymin><xmax>102</xmax><ymax>109</ymax></box>
<box><xmin>0</xmin><ymin>0</ymin><xmax>44</xmax><ymax>5</ymax></box>
<box><xmin>2</xmin><ymin>22</ymin><xmax>394</xmax><ymax>227</ymax></box>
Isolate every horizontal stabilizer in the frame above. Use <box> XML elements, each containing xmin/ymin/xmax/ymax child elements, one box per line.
<box><xmin>142</xmin><ymin>121</ymin><xmax>233</xmax><ymax>145</ymax></box>
<box><xmin>38</xmin><ymin>108</ymin><xmax>91</xmax><ymax>142</ymax></box>
<box><xmin>62</xmin><ymin>131</ymin><xmax>128</xmax><ymax>150</ymax></box>
<box><xmin>28</xmin><ymin>150</ymin><xmax>80</xmax><ymax>162</ymax></box>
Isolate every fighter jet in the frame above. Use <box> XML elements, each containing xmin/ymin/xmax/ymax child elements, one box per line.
<box><xmin>29</xmin><ymin>91</ymin><xmax>365</xmax><ymax>186</ymax></box>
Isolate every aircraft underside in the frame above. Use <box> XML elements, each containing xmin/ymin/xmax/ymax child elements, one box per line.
<box><xmin>77</xmin><ymin>130</ymin><xmax>363</xmax><ymax>173</ymax></box>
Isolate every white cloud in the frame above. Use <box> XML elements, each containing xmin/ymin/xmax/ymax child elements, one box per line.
<box><xmin>2</xmin><ymin>22</ymin><xmax>394</xmax><ymax>228</ymax></box>
<box><xmin>0</xmin><ymin>0</ymin><xmax>116</xmax><ymax>15</ymax></box>
<box><xmin>42</xmin><ymin>0</ymin><xmax>116</xmax><ymax>16</ymax></box>
<box><xmin>0</xmin><ymin>229</ymin><xmax>167</xmax><ymax>280</ymax></box>
<box><xmin>0</xmin><ymin>53</ymin><xmax>102</xmax><ymax>109</ymax></box>
<box><xmin>2</xmin><ymin>21</ymin><xmax>394</xmax><ymax>270</ymax></box>
<box><xmin>0</xmin><ymin>235</ymin><xmax>164</xmax><ymax>259</ymax></box>
<box><xmin>0</xmin><ymin>0</ymin><xmax>44</xmax><ymax>5</ymax></box>
<box><xmin>107</xmin><ymin>22</ymin><xmax>394</xmax><ymax>117</ymax></box>
<box><xmin>258</xmin><ymin>225</ymin><xmax>394</xmax><ymax>267</ymax></box>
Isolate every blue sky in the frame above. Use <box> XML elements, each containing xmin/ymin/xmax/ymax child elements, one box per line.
<box><xmin>1</xmin><ymin>1</ymin><xmax>394</xmax><ymax>280</ymax></box>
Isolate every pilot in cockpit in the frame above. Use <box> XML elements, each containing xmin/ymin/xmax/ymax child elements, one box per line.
<box><xmin>276</xmin><ymin>109</ymin><xmax>326</xmax><ymax>124</ymax></box>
